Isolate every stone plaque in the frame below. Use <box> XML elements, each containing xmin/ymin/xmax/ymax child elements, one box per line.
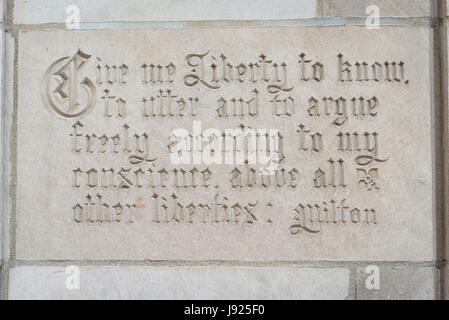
<box><xmin>16</xmin><ymin>26</ymin><xmax>433</xmax><ymax>261</ymax></box>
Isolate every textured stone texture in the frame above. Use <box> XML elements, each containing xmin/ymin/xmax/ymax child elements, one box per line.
<box><xmin>0</xmin><ymin>0</ymin><xmax>443</xmax><ymax>301</ymax></box>
<box><xmin>0</xmin><ymin>0</ymin><xmax>4</xmax><ymax>264</ymax></box>
<box><xmin>8</xmin><ymin>266</ymin><xmax>350</xmax><ymax>300</ymax></box>
<box><xmin>0</xmin><ymin>15</ymin><xmax>2</xmax><ymax>265</ymax></box>
<box><xmin>355</xmin><ymin>266</ymin><xmax>438</xmax><ymax>300</ymax></box>
<box><xmin>15</xmin><ymin>26</ymin><xmax>434</xmax><ymax>262</ymax></box>
<box><xmin>322</xmin><ymin>0</ymin><xmax>431</xmax><ymax>17</ymax></box>
<box><xmin>13</xmin><ymin>0</ymin><xmax>317</xmax><ymax>24</ymax></box>
<box><xmin>2</xmin><ymin>31</ymin><xmax>14</xmax><ymax>264</ymax></box>
<box><xmin>443</xmin><ymin>1</ymin><xmax>449</xmax><ymax>300</ymax></box>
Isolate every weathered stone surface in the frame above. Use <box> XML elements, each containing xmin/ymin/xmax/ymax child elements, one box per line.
<box><xmin>322</xmin><ymin>0</ymin><xmax>430</xmax><ymax>17</ymax></box>
<box><xmin>355</xmin><ymin>266</ymin><xmax>438</xmax><ymax>300</ymax></box>
<box><xmin>15</xmin><ymin>26</ymin><xmax>434</xmax><ymax>262</ymax></box>
<box><xmin>0</xmin><ymin>0</ymin><xmax>4</xmax><ymax>264</ymax></box>
<box><xmin>2</xmin><ymin>31</ymin><xmax>14</xmax><ymax>264</ymax></box>
<box><xmin>13</xmin><ymin>0</ymin><xmax>317</xmax><ymax>24</ymax></box>
<box><xmin>8</xmin><ymin>266</ymin><xmax>350</xmax><ymax>300</ymax></box>
<box><xmin>0</xmin><ymin>27</ymin><xmax>2</xmax><ymax>265</ymax></box>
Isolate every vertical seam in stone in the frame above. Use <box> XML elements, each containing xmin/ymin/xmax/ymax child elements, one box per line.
<box><xmin>0</xmin><ymin>0</ymin><xmax>5</xmax><ymax>301</ymax></box>
<box><xmin>433</xmin><ymin>0</ymin><xmax>448</xmax><ymax>300</ymax></box>
<box><xmin>2</xmin><ymin>0</ymin><xmax>17</xmax><ymax>301</ymax></box>
<box><xmin>1</xmin><ymin>0</ymin><xmax>14</xmax><ymax>301</ymax></box>
<box><xmin>316</xmin><ymin>0</ymin><xmax>325</xmax><ymax>18</ymax></box>
<box><xmin>10</xmin><ymin>22</ymin><xmax>16</xmax><ymax>265</ymax></box>
<box><xmin>347</xmin><ymin>267</ymin><xmax>357</xmax><ymax>300</ymax></box>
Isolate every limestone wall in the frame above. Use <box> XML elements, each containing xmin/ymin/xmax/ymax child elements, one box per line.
<box><xmin>0</xmin><ymin>0</ymin><xmax>446</xmax><ymax>300</ymax></box>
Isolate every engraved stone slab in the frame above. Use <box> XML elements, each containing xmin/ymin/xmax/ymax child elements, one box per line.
<box><xmin>16</xmin><ymin>26</ymin><xmax>434</xmax><ymax>261</ymax></box>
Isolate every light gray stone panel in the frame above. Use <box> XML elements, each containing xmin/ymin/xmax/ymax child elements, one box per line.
<box><xmin>322</xmin><ymin>0</ymin><xmax>431</xmax><ymax>17</ymax></box>
<box><xmin>2</xmin><ymin>31</ymin><xmax>14</xmax><ymax>264</ymax></box>
<box><xmin>13</xmin><ymin>0</ymin><xmax>318</xmax><ymax>24</ymax></box>
<box><xmin>0</xmin><ymin>0</ymin><xmax>5</xmax><ymax>265</ymax></box>
<box><xmin>8</xmin><ymin>266</ymin><xmax>350</xmax><ymax>300</ymax></box>
<box><xmin>355</xmin><ymin>266</ymin><xmax>438</xmax><ymax>300</ymax></box>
